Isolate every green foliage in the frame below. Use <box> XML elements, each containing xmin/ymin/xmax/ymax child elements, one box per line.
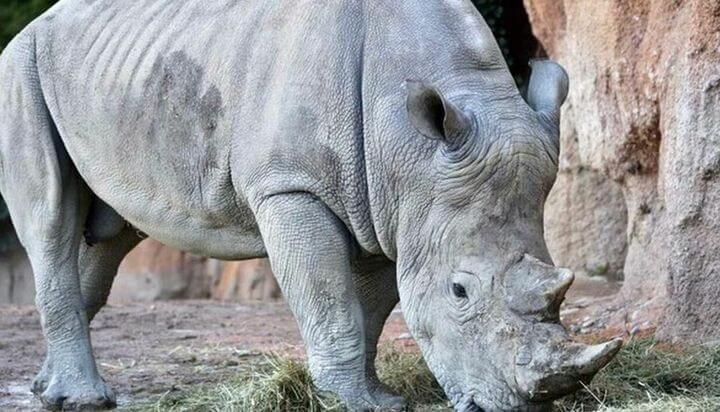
<box><xmin>472</xmin><ymin>2</ymin><xmax>509</xmax><ymax>58</ymax></box>
<box><xmin>0</xmin><ymin>0</ymin><xmax>57</xmax><ymax>52</ymax></box>
<box><xmin>588</xmin><ymin>263</ymin><xmax>610</xmax><ymax>277</ymax></box>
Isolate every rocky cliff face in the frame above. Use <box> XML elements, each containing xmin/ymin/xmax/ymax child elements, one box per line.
<box><xmin>211</xmin><ymin>259</ymin><xmax>280</xmax><ymax>301</ymax></box>
<box><xmin>0</xmin><ymin>249</ymin><xmax>33</xmax><ymax>304</ymax></box>
<box><xmin>526</xmin><ymin>0</ymin><xmax>720</xmax><ymax>342</ymax></box>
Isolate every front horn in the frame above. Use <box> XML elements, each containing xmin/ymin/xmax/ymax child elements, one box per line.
<box><xmin>516</xmin><ymin>338</ymin><xmax>623</xmax><ymax>402</ymax></box>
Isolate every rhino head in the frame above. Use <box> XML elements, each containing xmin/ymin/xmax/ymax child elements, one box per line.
<box><xmin>398</xmin><ymin>60</ymin><xmax>621</xmax><ymax>411</ymax></box>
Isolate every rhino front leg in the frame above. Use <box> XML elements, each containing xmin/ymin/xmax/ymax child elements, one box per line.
<box><xmin>256</xmin><ymin>193</ymin><xmax>404</xmax><ymax>410</ymax></box>
<box><xmin>354</xmin><ymin>258</ymin><xmax>405</xmax><ymax>408</ymax></box>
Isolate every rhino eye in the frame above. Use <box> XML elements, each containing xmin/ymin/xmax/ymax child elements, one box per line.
<box><xmin>452</xmin><ymin>282</ymin><xmax>468</xmax><ymax>299</ymax></box>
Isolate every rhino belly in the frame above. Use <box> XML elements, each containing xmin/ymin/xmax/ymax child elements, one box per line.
<box><xmin>60</xmin><ymin>120</ymin><xmax>265</xmax><ymax>260</ymax></box>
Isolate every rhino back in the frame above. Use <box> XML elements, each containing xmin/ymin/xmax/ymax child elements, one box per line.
<box><xmin>31</xmin><ymin>0</ymin><xmax>371</xmax><ymax>257</ymax></box>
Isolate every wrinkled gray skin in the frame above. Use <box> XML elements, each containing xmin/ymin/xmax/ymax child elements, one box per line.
<box><xmin>0</xmin><ymin>0</ymin><xmax>621</xmax><ymax>410</ymax></box>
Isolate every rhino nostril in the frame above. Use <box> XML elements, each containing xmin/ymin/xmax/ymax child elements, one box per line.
<box><xmin>467</xmin><ymin>401</ymin><xmax>485</xmax><ymax>412</ymax></box>
<box><xmin>472</xmin><ymin>401</ymin><xmax>486</xmax><ymax>412</ymax></box>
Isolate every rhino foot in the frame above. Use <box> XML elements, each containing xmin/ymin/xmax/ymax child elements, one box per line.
<box><xmin>32</xmin><ymin>356</ymin><xmax>115</xmax><ymax>411</ymax></box>
<box><xmin>37</xmin><ymin>377</ymin><xmax>115</xmax><ymax>411</ymax></box>
<box><xmin>31</xmin><ymin>357</ymin><xmax>52</xmax><ymax>395</ymax></box>
<box><xmin>327</xmin><ymin>382</ymin><xmax>406</xmax><ymax>411</ymax></box>
<box><xmin>368</xmin><ymin>385</ymin><xmax>406</xmax><ymax>411</ymax></box>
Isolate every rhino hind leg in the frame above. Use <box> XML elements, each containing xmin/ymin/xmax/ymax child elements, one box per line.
<box><xmin>0</xmin><ymin>32</ymin><xmax>115</xmax><ymax>411</ymax></box>
<box><xmin>255</xmin><ymin>194</ymin><xmax>405</xmax><ymax>410</ymax></box>
<box><xmin>80</xmin><ymin>225</ymin><xmax>141</xmax><ymax>321</ymax></box>
<box><xmin>33</xmin><ymin>226</ymin><xmax>140</xmax><ymax>402</ymax></box>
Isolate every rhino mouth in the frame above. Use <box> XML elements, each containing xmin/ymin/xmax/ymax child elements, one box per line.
<box><xmin>455</xmin><ymin>395</ymin><xmax>485</xmax><ymax>412</ymax></box>
<box><xmin>455</xmin><ymin>393</ymin><xmax>552</xmax><ymax>412</ymax></box>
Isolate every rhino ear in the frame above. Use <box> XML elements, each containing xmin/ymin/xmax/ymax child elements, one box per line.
<box><xmin>406</xmin><ymin>80</ymin><xmax>471</xmax><ymax>142</ymax></box>
<box><xmin>527</xmin><ymin>59</ymin><xmax>569</xmax><ymax>123</ymax></box>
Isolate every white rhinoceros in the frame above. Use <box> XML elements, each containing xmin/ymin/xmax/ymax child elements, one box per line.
<box><xmin>0</xmin><ymin>0</ymin><xmax>620</xmax><ymax>410</ymax></box>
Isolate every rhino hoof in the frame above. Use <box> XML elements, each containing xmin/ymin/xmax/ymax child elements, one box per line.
<box><xmin>345</xmin><ymin>385</ymin><xmax>406</xmax><ymax>411</ymax></box>
<box><xmin>370</xmin><ymin>385</ymin><xmax>406</xmax><ymax>410</ymax></box>
<box><xmin>37</xmin><ymin>377</ymin><xmax>116</xmax><ymax>411</ymax></box>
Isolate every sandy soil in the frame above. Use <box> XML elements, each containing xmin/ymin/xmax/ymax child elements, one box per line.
<box><xmin>0</xmin><ymin>275</ymin><xmax>641</xmax><ymax>411</ymax></box>
<box><xmin>0</xmin><ymin>301</ymin><xmax>414</xmax><ymax>411</ymax></box>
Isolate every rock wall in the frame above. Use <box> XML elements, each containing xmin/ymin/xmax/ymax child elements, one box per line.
<box><xmin>211</xmin><ymin>259</ymin><xmax>280</xmax><ymax>301</ymax></box>
<box><xmin>526</xmin><ymin>0</ymin><xmax>720</xmax><ymax>342</ymax></box>
<box><xmin>544</xmin><ymin>156</ymin><xmax>628</xmax><ymax>280</ymax></box>
<box><xmin>110</xmin><ymin>240</ymin><xmax>280</xmax><ymax>302</ymax></box>
<box><xmin>110</xmin><ymin>239</ymin><xmax>212</xmax><ymax>301</ymax></box>
<box><xmin>0</xmin><ymin>249</ymin><xmax>34</xmax><ymax>304</ymax></box>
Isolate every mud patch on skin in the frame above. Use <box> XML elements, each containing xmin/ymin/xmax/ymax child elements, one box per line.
<box><xmin>144</xmin><ymin>50</ymin><xmax>225</xmax><ymax>144</ymax></box>
<box><xmin>133</xmin><ymin>50</ymin><xmax>237</xmax><ymax>214</ymax></box>
<box><xmin>141</xmin><ymin>50</ymin><xmax>226</xmax><ymax>185</ymax></box>
<box><xmin>199</xmin><ymin>86</ymin><xmax>223</xmax><ymax>138</ymax></box>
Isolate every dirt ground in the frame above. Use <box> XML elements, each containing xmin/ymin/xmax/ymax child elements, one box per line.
<box><xmin>0</xmin><ymin>275</ymin><xmax>649</xmax><ymax>411</ymax></box>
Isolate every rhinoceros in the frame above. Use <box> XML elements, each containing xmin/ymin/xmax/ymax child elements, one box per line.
<box><xmin>0</xmin><ymin>0</ymin><xmax>621</xmax><ymax>410</ymax></box>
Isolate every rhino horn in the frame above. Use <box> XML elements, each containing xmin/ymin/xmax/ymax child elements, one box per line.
<box><xmin>563</xmin><ymin>339</ymin><xmax>624</xmax><ymax>376</ymax></box>
<box><xmin>516</xmin><ymin>339</ymin><xmax>623</xmax><ymax>401</ymax></box>
<box><xmin>504</xmin><ymin>255</ymin><xmax>575</xmax><ymax>321</ymax></box>
<box><xmin>543</xmin><ymin>267</ymin><xmax>574</xmax><ymax>305</ymax></box>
